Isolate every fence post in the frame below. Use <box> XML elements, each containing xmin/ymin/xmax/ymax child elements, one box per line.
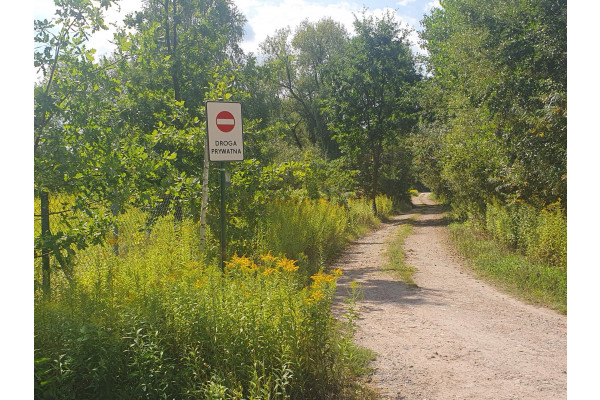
<box><xmin>200</xmin><ymin>138</ymin><xmax>210</xmax><ymax>252</ymax></box>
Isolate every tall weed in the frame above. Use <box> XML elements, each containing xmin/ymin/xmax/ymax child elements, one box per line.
<box><xmin>375</xmin><ymin>195</ymin><xmax>393</xmax><ymax>220</ymax></box>
<box><xmin>485</xmin><ymin>200</ymin><xmax>566</xmax><ymax>269</ymax></box>
<box><xmin>35</xmin><ymin>244</ymin><xmax>345</xmax><ymax>398</ymax></box>
<box><xmin>258</xmin><ymin>197</ymin><xmax>391</xmax><ymax>277</ymax></box>
<box><xmin>449</xmin><ymin>222</ymin><xmax>567</xmax><ymax>313</ymax></box>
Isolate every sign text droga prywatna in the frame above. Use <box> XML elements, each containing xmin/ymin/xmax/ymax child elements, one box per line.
<box><xmin>211</xmin><ymin>140</ymin><xmax>242</xmax><ymax>155</ymax></box>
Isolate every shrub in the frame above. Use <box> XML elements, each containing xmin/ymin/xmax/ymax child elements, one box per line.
<box><xmin>375</xmin><ymin>195</ymin><xmax>393</xmax><ymax>220</ymax></box>
<box><xmin>530</xmin><ymin>202</ymin><xmax>567</xmax><ymax>268</ymax></box>
<box><xmin>346</xmin><ymin>198</ymin><xmax>380</xmax><ymax>234</ymax></box>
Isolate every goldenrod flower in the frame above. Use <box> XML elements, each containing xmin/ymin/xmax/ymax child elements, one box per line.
<box><xmin>311</xmin><ymin>290</ymin><xmax>324</xmax><ymax>301</ymax></box>
<box><xmin>311</xmin><ymin>271</ymin><xmax>335</xmax><ymax>286</ymax></box>
<box><xmin>304</xmin><ymin>289</ymin><xmax>325</xmax><ymax>305</ymax></box>
<box><xmin>261</xmin><ymin>251</ymin><xmax>278</xmax><ymax>263</ymax></box>
<box><xmin>277</xmin><ymin>257</ymin><xmax>299</xmax><ymax>272</ymax></box>
<box><xmin>229</xmin><ymin>254</ymin><xmax>257</xmax><ymax>272</ymax></box>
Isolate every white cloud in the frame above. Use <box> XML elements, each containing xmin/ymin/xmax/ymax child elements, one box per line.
<box><xmin>239</xmin><ymin>0</ymin><xmax>422</xmax><ymax>55</ymax></box>
<box><xmin>33</xmin><ymin>0</ymin><xmax>56</xmax><ymax>20</ymax></box>
<box><xmin>397</xmin><ymin>0</ymin><xmax>417</xmax><ymax>6</ymax></box>
<box><xmin>239</xmin><ymin>0</ymin><xmax>360</xmax><ymax>55</ymax></box>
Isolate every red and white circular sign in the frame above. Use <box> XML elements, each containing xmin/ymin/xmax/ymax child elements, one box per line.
<box><xmin>216</xmin><ymin>111</ymin><xmax>235</xmax><ymax>132</ymax></box>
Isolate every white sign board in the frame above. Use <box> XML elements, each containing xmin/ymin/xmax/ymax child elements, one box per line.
<box><xmin>206</xmin><ymin>101</ymin><xmax>244</xmax><ymax>161</ymax></box>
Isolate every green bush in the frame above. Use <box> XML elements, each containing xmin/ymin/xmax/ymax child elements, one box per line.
<box><xmin>35</xmin><ymin>234</ymin><xmax>346</xmax><ymax>399</ymax></box>
<box><xmin>346</xmin><ymin>198</ymin><xmax>380</xmax><ymax>235</ymax></box>
<box><xmin>531</xmin><ymin>202</ymin><xmax>567</xmax><ymax>268</ymax></box>
<box><xmin>375</xmin><ymin>195</ymin><xmax>393</xmax><ymax>219</ymax></box>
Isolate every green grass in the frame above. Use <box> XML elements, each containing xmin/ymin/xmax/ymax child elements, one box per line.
<box><xmin>381</xmin><ymin>216</ymin><xmax>418</xmax><ymax>287</ymax></box>
<box><xmin>449</xmin><ymin>222</ymin><xmax>567</xmax><ymax>314</ymax></box>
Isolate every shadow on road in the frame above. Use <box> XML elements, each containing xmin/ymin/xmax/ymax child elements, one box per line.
<box><xmin>335</xmin><ymin>265</ymin><xmax>450</xmax><ymax>310</ymax></box>
<box><xmin>403</xmin><ymin>203</ymin><xmax>451</xmax><ymax>228</ymax></box>
<box><xmin>333</xmin><ymin>199</ymin><xmax>453</xmax><ymax>311</ymax></box>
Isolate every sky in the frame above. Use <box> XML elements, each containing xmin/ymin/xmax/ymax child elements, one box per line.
<box><xmin>33</xmin><ymin>0</ymin><xmax>441</xmax><ymax>58</ymax></box>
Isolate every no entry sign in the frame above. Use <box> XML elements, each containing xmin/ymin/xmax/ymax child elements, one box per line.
<box><xmin>216</xmin><ymin>111</ymin><xmax>235</xmax><ymax>132</ymax></box>
<box><xmin>206</xmin><ymin>101</ymin><xmax>244</xmax><ymax>161</ymax></box>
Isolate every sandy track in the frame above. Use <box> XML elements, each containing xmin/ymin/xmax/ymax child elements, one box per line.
<box><xmin>332</xmin><ymin>193</ymin><xmax>566</xmax><ymax>400</ymax></box>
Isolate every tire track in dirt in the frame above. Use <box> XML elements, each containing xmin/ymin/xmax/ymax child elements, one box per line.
<box><xmin>332</xmin><ymin>193</ymin><xmax>566</xmax><ymax>400</ymax></box>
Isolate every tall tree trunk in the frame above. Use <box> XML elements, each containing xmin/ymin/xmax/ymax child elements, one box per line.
<box><xmin>199</xmin><ymin>138</ymin><xmax>210</xmax><ymax>252</ymax></box>
<box><xmin>164</xmin><ymin>0</ymin><xmax>184</xmax><ymax>225</ymax></box>
<box><xmin>371</xmin><ymin>146</ymin><xmax>381</xmax><ymax>216</ymax></box>
<box><xmin>40</xmin><ymin>190</ymin><xmax>51</xmax><ymax>298</ymax></box>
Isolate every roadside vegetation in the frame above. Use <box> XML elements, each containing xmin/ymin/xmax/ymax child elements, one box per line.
<box><xmin>34</xmin><ymin>194</ymin><xmax>392</xmax><ymax>399</ymax></box>
<box><xmin>413</xmin><ymin>0</ymin><xmax>566</xmax><ymax>313</ymax></box>
<box><xmin>448</xmin><ymin>202</ymin><xmax>567</xmax><ymax>313</ymax></box>
<box><xmin>34</xmin><ymin>2</ymin><xmax>416</xmax><ymax>394</ymax></box>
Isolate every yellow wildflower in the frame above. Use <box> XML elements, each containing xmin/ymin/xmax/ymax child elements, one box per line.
<box><xmin>261</xmin><ymin>251</ymin><xmax>278</xmax><ymax>263</ymax></box>
<box><xmin>311</xmin><ymin>290</ymin><xmax>325</xmax><ymax>301</ymax></box>
<box><xmin>277</xmin><ymin>257</ymin><xmax>299</xmax><ymax>272</ymax></box>
<box><xmin>263</xmin><ymin>267</ymin><xmax>277</xmax><ymax>276</ymax></box>
<box><xmin>304</xmin><ymin>289</ymin><xmax>325</xmax><ymax>305</ymax></box>
<box><xmin>311</xmin><ymin>271</ymin><xmax>335</xmax><ymax>286</ymax></box>
<box><xmin>229</xmin><ymin>254</ymin><xmax>257</xmax><ymax>272</ymax></box>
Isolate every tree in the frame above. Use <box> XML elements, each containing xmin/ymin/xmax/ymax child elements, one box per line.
<box><xmin>34</xmin><ymin>0</ymin><xmax>120</xmax><ymax>296</ymax></box>
<box><xmin>114</xmin><ymin>0</ymin><xmax>248</xmax><ymax>246</ymax></box>
<box><xmin>418</xmin><ymin>0</ymin><xmax>567</xmax><ymax>213</ymax></box>
<box><xmin>324</xmin><ymin>11</ymin><xmax>420</xmax><ymax>213</ymax></box>
<box><xmin>261</xmin><ymin>18</ymin><xmax>349</xmax><ymax>157</ymax></box>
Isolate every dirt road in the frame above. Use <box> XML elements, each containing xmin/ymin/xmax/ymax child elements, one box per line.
<box><xmin>332</xmin><ymin>193</ymin><xmax>567</xmax><ymax>400</ymax></box>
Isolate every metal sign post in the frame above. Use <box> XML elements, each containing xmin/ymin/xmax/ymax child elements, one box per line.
<box><xmin>219</xmin><ymin>162</ymin><xmax>226</xmax><ymax>271</ymax></box>
<box><xmin>205</xmin><ymin>101</ymin><xmax>243</xmax><ymax>271</ymax></box>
